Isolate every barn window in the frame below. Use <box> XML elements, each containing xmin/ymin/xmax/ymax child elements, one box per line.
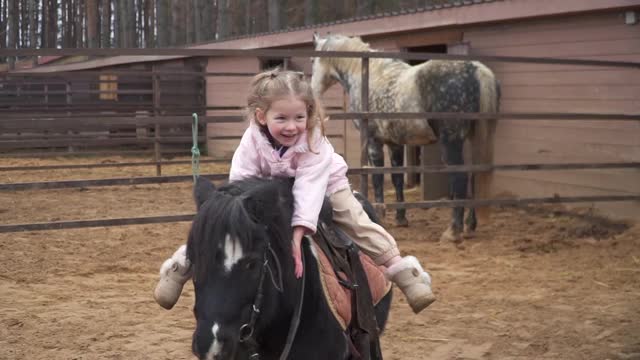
<box><xmin>406</xmin><ymin>44</ymin><xmax>447</xmax><ymax>66</ymax></box>
<box><xmin>99</xmin><ymin>75</ymin><xmax>118</xmax><ymax>101</ymax></box>
<box><xmin>261</xmin><ymin>58</ymin><xmax>290</xmax><ymax>71</ymax></box>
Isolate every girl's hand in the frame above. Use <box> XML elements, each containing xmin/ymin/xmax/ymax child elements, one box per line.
<box><xmin>292</xmin><ymin>226</ymin><xmax>306</xmax><ymax>278</ymax></box>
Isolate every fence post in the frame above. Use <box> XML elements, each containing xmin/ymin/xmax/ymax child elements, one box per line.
<box><xmin>360</xmin><ymin>57</ymin><xmax>369</xmax><ymax>199</ymax></box>
<box><xmin>152</xmin><ymin>68</ymin><xmax>162</xmax><ymax>176</ymax></box>
<box><xmin>66</xmin><ymin>81</ymin><xmax>75</xmax><ymax>153</ymax></box>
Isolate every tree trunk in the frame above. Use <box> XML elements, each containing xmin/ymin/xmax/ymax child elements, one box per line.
<box><xmin>118</xmin><ymin>0</ymin><xmax>127</xmax><ymax>47</ymax></box>
<box><xmin>69</xmin><ymin>0</ymin><xmax>76</xmax><ymax>47</ymax></box>
<box><xmin>60</xmin><ymin>0</ymin><xmax>67</xmax><ymax>47</ymax></box>
<box><xmin>267</xmin><ymin>0</ymin><xmax>280</xmax><ymax>32</ymax></box>
<box><xmin>1</xmin><ymin>0</ymin><xmax>7</xmax><ymax>56</ymax></box>
<box><xmin>356</xmin><ymin>0</ymin><xmax>373</xmax><ymax>17</ymax></box>
<box><xmin>243</xmin><ymin>0</ymin><xmax>251</xmax><ymax>34</ymax></box>
<box><xmin>41</xmin><ymin>0</ymin><xmax>48</xmax><ymax>47</ymax></box>
<box><xmin>304</xmin><ymin>0</ymin><xmax>318</xmax><ymax>26</ymax></box>
<box><xmin>193</xmin><ymin>0</ymin><xmax>201</xmax><ymax>42</ymax></box>
<box><xmin>156</xmin><ymin>0</ymin><xmax>169</xmax><ymax>47</ymax></box>
<box><xmin>20</xmin><ymin>0</ymin><xmax>27</xmax><ymax>47</ymax></box>
<box><xmin>86</xmin><ymin>0</ymin><xmax>98</xmax><ymax>47</ymax></box>
<box><xmin>185</xmin><ymin>1</ymin><xmax>194</xmax><ymax>44</ymax></box>
<box><xmin>28</xmin><ymin>0</ymin><xmax>37</xmax><ymax>48</ymax></box>
<box><xmin>171</xmin><ymin>1</ymin><xmax>185</xmax><ymax>45</ymax></box>
<box><xmin>143</xmin><ymin>0</ymin><xmax>154</xmax><ymax>47</ymax></box>
<box><xmin>49</xmin><ymin>0</ymin><xmax>58</xmax><ymax>48</ymax></box>
<box><xmin>129</xmin><ymin>0</ymin><xmax>137</xmax><ymax>47</ymax></box>
<box><xmin>216</xmin><ymin>0</ymin><xmax>228</xmax><ymax>39</ymax></box>
<box><xmin>7</xmin><ymin>0</ymin><xmax>17</xmax><ymax>66</ymax></box>
<box><xmin>101</xmin><ymin>0</ymin><xmax>111</xmax><ymax>47</ymax></box>
<box><xmin>76</xmin><ymin>0</ymin><xmax>84</xmax><ymax>47</ymax></box>
<box><xmin>206</xmin><ymin>0</ymin><xmax>216</xmax><ymax>41</ymax></box>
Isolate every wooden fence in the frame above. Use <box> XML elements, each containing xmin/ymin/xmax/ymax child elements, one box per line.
<box><xmin>0</xmin><ymin>47</ymin><xmax>639</xmax><ymax>233</ymax></box>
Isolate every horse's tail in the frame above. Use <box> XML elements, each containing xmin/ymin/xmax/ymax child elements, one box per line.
<box><xmin>471</xmin><ymin>62</ymin><xmax>500</xmax><ymax>221</ymax></box>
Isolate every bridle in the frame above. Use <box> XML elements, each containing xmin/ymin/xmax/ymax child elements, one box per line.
<box><xmin>234</xmin><ymin>240</ymin><xmax>306</xmax><ymax>360</ymax></box>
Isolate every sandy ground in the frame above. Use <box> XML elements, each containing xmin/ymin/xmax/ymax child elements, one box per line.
<box><xmin>1</xmin><ymin>156</ymin><xmax>639</xmax><ymax>360</ymax></box>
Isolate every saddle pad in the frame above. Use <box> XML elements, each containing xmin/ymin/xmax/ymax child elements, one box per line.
<box><xmin>311</xmin><ymin>240</ymin><xmax>392</xmax><ymax>330</ymax></box>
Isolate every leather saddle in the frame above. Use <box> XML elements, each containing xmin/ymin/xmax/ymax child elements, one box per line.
<box><xmin>312</xmin><ymin>220</ymin><xmax>391</xmax><ymax>360</ymax></box>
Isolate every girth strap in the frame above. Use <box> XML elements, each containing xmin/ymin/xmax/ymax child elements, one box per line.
<box><xmin>315</xmin><ymin>221</ymin><xmax>383</xmax><ymax>360</ymax></box>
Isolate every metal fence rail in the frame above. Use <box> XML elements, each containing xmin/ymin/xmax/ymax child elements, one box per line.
<box><xmin>0</xmin><ymin>47</ymin><xmax>638</xmax><ymax>233</ymax></box>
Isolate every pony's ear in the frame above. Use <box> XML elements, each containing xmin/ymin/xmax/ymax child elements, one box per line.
<box><xmin>193</xmin><ymin>177</ymin><xmax>216</xmax><ymax>210</ymax></box>
<box><xmin>312</xmin><ymin>32</ymin><xmax>319</xmax><ymax>44</ymax></box>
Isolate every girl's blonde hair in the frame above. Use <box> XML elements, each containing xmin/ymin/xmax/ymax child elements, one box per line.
<box><xmin>247</xmin><ymin>68</ymin><xmax>327</xmax><ymax>150</ymax></box>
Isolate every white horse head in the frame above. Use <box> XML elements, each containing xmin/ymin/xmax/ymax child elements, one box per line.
<box><xmin>310</xmin><ymin>33</ymin><xmax>342</xmax><ymax>97</ymax></box>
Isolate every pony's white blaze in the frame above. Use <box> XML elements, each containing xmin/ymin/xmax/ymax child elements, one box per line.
<box><xmin>205</xmin><ymin>323</ymin><xmax>222</xmax><ymax>360</ymax></box>
<box><xmin>224</xmin><ymin>234</ymin><xmax>243</xmax><ymax>272</ymax></box>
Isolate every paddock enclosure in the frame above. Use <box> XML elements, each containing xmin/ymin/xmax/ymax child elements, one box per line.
<box><xmin>2</xmin><ymin>2</ymin><xmax>640</xmax><ymax>359</ymax></box>
<box><xmin>0</xmin><ymin>156</ymin><xmax>639</xmax><ymax>359</ymax></box>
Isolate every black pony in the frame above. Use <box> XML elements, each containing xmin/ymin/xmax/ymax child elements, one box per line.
<box><xmin>186</xmin><ymin>177</ymin><xmax>392</xmax><ymax>359</ymax></box>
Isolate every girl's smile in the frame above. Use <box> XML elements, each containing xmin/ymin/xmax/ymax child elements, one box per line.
<box><xmin>256</xmin><ymin>96</ymin><xmax>308</xmax><ymax>147</ymax></box>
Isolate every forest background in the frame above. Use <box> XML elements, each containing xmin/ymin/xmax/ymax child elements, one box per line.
<box><xmin>1</xmin><ymin>0</ymin><xmax>454</xmax><ymax>63</ymax></box>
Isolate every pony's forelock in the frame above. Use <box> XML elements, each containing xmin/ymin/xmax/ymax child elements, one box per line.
<box><xmin>186</xmin><ymin>178</ymin><xmax>296</xmax><ymax>284</ymax></box>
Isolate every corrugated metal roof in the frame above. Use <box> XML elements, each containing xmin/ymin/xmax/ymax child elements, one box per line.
<box><xmin>205</xmin><ymin>0</ymin><xmax>499</xmax><ymax>45</ymax></box>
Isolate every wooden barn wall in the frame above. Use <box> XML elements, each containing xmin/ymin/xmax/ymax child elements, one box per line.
<box><xmin>464</xmin><ymin>10</ymin><xmax>640</xmax><ymax>219</ymax></box>
<box><xmin>205</xmin><ymin>56</ymin><xmax>260</xmax><ymax>158</ymax></box>
<box><xmin>205</xmin><ymin>50</ymin><xmax>351</xmax><ymax>162</ymax></box>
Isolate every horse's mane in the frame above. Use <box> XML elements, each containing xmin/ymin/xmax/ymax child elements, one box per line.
<box><xmin>318</xmin><ymin>34</ymin><xmax>408</xmax><ymax>76</ymax></box>
<box><xmin>186</xmin><ymin>177</ymin><xmax>295</xmax><ymax>283</ymax></box>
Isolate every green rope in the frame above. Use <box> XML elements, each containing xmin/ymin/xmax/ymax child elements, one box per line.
<box><xmin>191</xmin><ymin>113</ymin><xmax>200</xmax><ymax>182</ymax></box>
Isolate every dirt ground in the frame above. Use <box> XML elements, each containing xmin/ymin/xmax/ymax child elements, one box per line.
<box><xmin>1</xmin><ymin>156</ymin><xmax>639</xmax><ymax>360</ymax></box>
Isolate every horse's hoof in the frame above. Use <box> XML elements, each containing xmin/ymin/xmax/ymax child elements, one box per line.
<box><xmin>395</xmin><ymin>217</ymin><xmax>409</xmax><ymax>227</ymax></box>
<box><xmin>373</xmin><ymin>203</ymin><xmax>387</xmax><ymax>218</ymax></box>
<box><xmin>463</xmin><ymin>228</ymin><xmax>476</xmax><ymax>239</ymax></box>
<box><xmin>440</xmin><ymin>226</ymin><xmax>462</xmax><ymax>243</ymax></box>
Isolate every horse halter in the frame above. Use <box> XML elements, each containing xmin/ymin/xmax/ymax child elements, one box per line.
<box><xmin>236</xmin><ymin>241</ymin><xmax>282</xmax><ymax>356</ymax></box>
<box><xmin>234</xmin><ymin>240</ymin><xmax>305</xmax><ymax>360</ymax></box>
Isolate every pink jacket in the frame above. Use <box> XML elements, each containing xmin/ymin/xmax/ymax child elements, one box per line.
<box><xmin>229</xmin><ymin>123</ymin><xmax>350</xmax><ymax>233</ymax></box>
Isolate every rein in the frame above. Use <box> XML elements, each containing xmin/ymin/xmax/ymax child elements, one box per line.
<box><xmin>237</xmin><ymin>240</ymin><xmax>306</xmax><ymax>360</ymax></box>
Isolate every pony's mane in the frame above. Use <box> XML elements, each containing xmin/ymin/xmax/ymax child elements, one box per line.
<box><xmin>317</xmin><ymin>34</ymin><xmax>407</xmax><ymax>75</ymax></box>
<box><xmin>186</xmin><ymin>178</ymin><xmax>295</xmax><ymax>283</ymax></box>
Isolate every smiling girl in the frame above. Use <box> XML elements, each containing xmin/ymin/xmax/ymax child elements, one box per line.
<box><xmin>154</xmin><ymin>69</ymin><xmax>436</xmax><ymax>314</ymax></box>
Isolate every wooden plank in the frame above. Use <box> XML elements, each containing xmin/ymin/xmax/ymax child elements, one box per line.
<box><xmin>0</xmin><ymin>159</ymin><xmax>228</xmax><ymax>172</ymax></box>
<box><xmin>493</xmin><ymin>118</ymin><xmax>639</xmax><ymax>131</ymax></box>
<box><xmin>0</xmin><ymin>149</ymin><xmax>156</xmax><ymax>158</ymax></box>
<box><xmin>493</xmin><ymin>169</ymin><xmax>640</xmax><ymax>194</ymax></box>
<box><xmin>493</xmin><ymin>136</ymin><xmax>640</xmax><ymax>163</ymax></box>
<box><xmin>484</xmin><ymin>38</ymin><xmax>640</xmax><ymax>59</ymax></box>
<box><xmin>2</xmin><ymin>195</ymin><xmax>638</xmax><ymax>233</ymax></box>
<box><xmin>495</xmin><ymin>122</ymin><xmax>640</xmax><ymax>146</ymax></box>
<box><xmin>384</xmin><ymin>194</ymin><xmax>640</xmax><ymax>210</ymax></box>
<box><xmin>487</xmin><ymin>54</ymin><xmax>640</xmax><ymax>74</ymax></box>
<box><xmin>500</xmin><ymin>99</ymin><xmax>639</xmax><ymax>114</ymax></box>
<box><xmin>0</xmin><ymin>214</ymin><xmax>196</xmax><ymax>233</ymax></box>
<box><xmin>501</xmin><ymin>84</ymin><xmax>639</xmax><ymax>101</ymax></box>
<box><xmin>465</xmin><ymin>11</ymin><xmax>622</xmax><ymax>38</ymax></box>
<box><xmin>0</xmin><ymin>136</ymin><xmax>206</xmax><ymax>149</ymax></box>
<box><xmin>0</xmin><ymin>173</ymin><xmax>228</xmax><ymax>191</ymax></box>
<box><xmin>489</xmin><ymin>175</ymin><xmax>640</xmax><ymax>220</ymax></box>
<box><xmin>467</xmin><ymin>23</ymin><xmax>640</xmax><ymax>49</ymax></box>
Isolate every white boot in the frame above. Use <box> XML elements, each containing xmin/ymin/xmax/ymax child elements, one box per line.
<box><xmin>386</xmin><ymin>256</ymin><xmax>436</xmax><ymax>314</ymax></box>
<box><xmin>154</xmin><ymin>245</ymin><xmax>192</xmax><ymax>310</ymax></box>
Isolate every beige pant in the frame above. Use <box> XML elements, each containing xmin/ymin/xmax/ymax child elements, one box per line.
<box><xmin>329</xmin><ymin>187</ymin><xmax>400</xmax><ymax>266</ymax></box>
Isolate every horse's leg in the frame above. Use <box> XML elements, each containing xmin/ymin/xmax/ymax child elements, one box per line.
<box><xmin>369</xmin><ymin>137</ymin><xmax>385</xmax><ymax>207</ymax></box>
<box><xmin>463</xmin><ymin>136</ymin><xmax>477</xmax><ymax>237</ymax></box>
<box><xmin>389</xmin><ymin>144</ymin><xmax>408</xmax><ymax>227</ymax></box>
<box><xmin>465</xmin><ymin>171</ymin><xmax>477</xmax><ymax>235</ymax></box>
<box><xmin>440</xmin><ymin>136</ymin><xmax>466</xmax><ymax>242</ymax></box>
